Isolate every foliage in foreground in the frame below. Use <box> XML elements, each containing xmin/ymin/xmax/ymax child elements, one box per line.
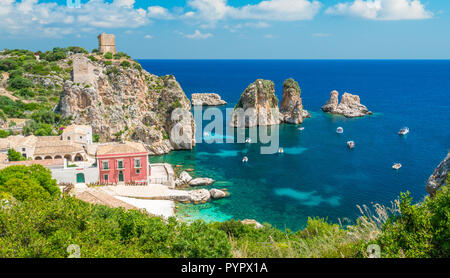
<box><xmin>0</xmin><ymin>165</ymin><xmax>448</xmax><ymax>258</ymax></box>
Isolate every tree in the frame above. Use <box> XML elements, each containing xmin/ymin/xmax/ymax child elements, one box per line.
<box><xmin>7</xmin><ymin>149</ymin><xmax>25</xmax><ymax>161</ymax></box>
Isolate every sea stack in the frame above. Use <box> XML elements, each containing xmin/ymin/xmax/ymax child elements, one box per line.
<box><xmin>426</xmin><ymin>153</ymin><xmax>449</xmax><ymax>197</ymax></box>
<box><xmin>321</xmin><ymin>90</ymin><xmax>372</xmax><ymax>118</ymax></box>
<box><xmin>279</xmin><ymin>78</ymin><xmax>310</xmax><ymax>124</ymax></box>
<box><xmin>191</xmin><ymin>93</ymin><xmax>227</xmax><ymax>106</ymax></box>
<box><xmin>231</xmin><ymin>79</ymin><xmax>280</xmax><ymax>127</ymax></box>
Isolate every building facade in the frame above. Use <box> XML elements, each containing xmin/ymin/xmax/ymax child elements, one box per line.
<box><xmin>97</xmin><ymin>142</ymin><xmax>149</xmax><ymax>184</ymax></box>
<box><xmin>98</xmin><ymin>33</ymin><xmax>117</xmax><ymax>54</ymax></box>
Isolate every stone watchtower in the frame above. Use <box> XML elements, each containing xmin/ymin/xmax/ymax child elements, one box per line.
<box><xmin>98</xmin><ymin>33</ymin><xmax>117</xmax><ymax>54</ymax></box>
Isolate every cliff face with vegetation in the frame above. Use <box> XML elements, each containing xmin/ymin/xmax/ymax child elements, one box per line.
<box><xmin>231</xmin><ymin>79</ymin><xmax>280</xmax><ymax>127</ymax></box>
<box><xmin>59</xmin><ymin>54</ymin><xmax>195</xmax><ymax>154</ymax></box>
<box><xmin>0</xmin><ymin>47</ymin><xmax>195</xmax><ymax>153</ymax></box>
<box><xmin>279</xmin><ymin>78</ymin><xmax>310</xmax><ymax>124</ymax></box>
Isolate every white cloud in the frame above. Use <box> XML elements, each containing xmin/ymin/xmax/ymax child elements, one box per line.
<box><xmin>186</xmin><ymin>0</ymin><xmax>321</xmax><ymax>24</ymax></box>
<box><xmin>148</xmin><ymin>6</ymin><xmax>173</xmax><ymax>19</ymax></box>
<box><xmin>0</xmin><ymin>0</ymin><xmax>149</xmax><ymax>37</ymax></box>
<box><xmin>326</xmin><ymin>0</ymin><xmax>433</xmax><ymax>20</ymax></box>
<box><xmin>144</xmin><ymin>34</ymin><xmax>153</xmax><ymax>39</ymax></box>
<box><xmin>182</xmin><ymin>29</ymin><xmax>213</xmax><ymax>39</ymax></box>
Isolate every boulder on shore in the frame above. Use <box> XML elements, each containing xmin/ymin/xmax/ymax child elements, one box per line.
<box><xmin>189</xmin><ymin>189</ymin><xmax>211</xmax><ymax>204</ymax></box>
<box><xmin>209</xmin><ymin>188</ymin><xmax>228</xmax><ymax>199</ymax></box>
<box><xmin>175</xmin><ymin>171</ymin><xmax>193</xmax><ymax>187</ymax></box>
<box><xmin>191</xmin><ymin>93</ymin><xmax>227</xmax><ymax>106</ymax></box>
<box><xmin>231</xmin><ymin>79</ymin><xmax>280</xmax><ymax>127</ymax></box>
<box><xmin>241</xmin><ymin>219</ymin><xmax>263</xmax><ymax>229</ymax></box>
<box><xmin>279</xmin><ymin>78</ymin><xmax>310</xmax><ymax>124</ymax></box>
<box><xmin>426</xmin><ymin>153</ymin><xmax>449</xmax><ymax>196</ymax></box>
<box><xmin>321</xmin><ymin>90</ymin><xmax>372</xmax><ymax>118</ymax></box>
<box><xmin>189</xmin><ymin>178</ymin><xmax>215</xmax><ymax>187</ymax></box>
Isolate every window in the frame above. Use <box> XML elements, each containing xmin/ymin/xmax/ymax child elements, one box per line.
<box><xmin>104</xmin><ymin>174</ymin><xmax>109</xmax><ymax>181</ymax></box>
<box><xmin>68</xmin><ymin>136</ymin><xmax>71</xmax><ymax>140</ymax></box>
<box><xmin>80</xmin><ymin>136</ymin><xmax>83</xmax><ymax>139</ymax></box>
<box><xmin>117</xmin><ymin>160</ymin><xmax>124</xmax><ymax>169</ymax></box>
<box><xmin>102</xmin><ymin>161</ymin><xmax>109</xmax><ymax>170</ymax></box>
<box><xmin>134</xmin><ymin>158</ymin><xmax>141</xmax><ymax>168</ymax></box>
<box><xmin>22</xmin><ymin>148</ymin><xmax>25</xmax><ymax>152</ymax></box>
<box><xmin>136</xmin><ymin>169</ymin><xmax>140</xmax><ymax>174</ymax></box>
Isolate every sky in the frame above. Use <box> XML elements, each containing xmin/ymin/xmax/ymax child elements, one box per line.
<box><xmin>0</xmin><ymin>0</ymin><xmax>449</xmax><ymax>59</ymax></box>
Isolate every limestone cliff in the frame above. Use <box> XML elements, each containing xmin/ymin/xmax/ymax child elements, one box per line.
<box><xmin>59</xmin><ymin>54</ymin><xmax>195</xmax><ymax>155</ymax></box>
<box><xmin>322</xmin><ymin>90</ymin><xmax>372</xmax><ymax>118</ymax></box>
<box><xmin>426</xmin><ymin>153</ymin><xmax>450</xmax><ymax>196</ymax></box>
<box><xmin>231</xmin><ymin>79</ymin><xmax>280</xmax><ymax>127</ymax></box>
<box><xmin>279</xmin><ymin>78</ymin><xmax>310</xmax><ymax>124</ymax></box>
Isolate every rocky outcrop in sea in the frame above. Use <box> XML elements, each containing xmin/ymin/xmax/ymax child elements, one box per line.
<box><xmin>191</xmin><ymin>93</ymin><xmax>227</xmax><ymax>106</ymax></box>
<box><xmin>321</xmin><ymin>90</ymin><xmax>372</xmax><ymax>118</ymax></box>
<box><xmin>59</xmin><ymin>54</ymin><xmax>195</xmax><ymax>155</ymax></box>
<box><xmin>279</xmin><ymin>78</ymin><xmax>311</xmax><ymax>124</ymax></box>
<box><xmin>231</xmin><ymin>79</ymin><xmax>280</xmax><ymax>127</ymax></box>
<box><xmin>426</xmin><ymin>153</ymin><xmax>449</xmax><ymax>196</ymax></box>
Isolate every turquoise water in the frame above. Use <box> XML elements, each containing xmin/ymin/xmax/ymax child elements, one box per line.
<box><xmin>143</xmin><ymin>60</ymin><xmax>450</xmax><ymax>231</ymax></box>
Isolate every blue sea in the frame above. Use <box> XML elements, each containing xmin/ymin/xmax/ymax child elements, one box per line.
<box><xmin>139</xmin><ymin>60</ymin><xmax>450</xmax><ymax>231</ymax></box>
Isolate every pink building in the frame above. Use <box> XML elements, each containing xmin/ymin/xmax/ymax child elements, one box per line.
<box><xmin>97</xmin><ymin>142</ymin><xmax>149</xmax><ymax>184</ymax></box>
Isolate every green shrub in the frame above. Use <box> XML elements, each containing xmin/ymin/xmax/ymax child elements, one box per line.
<box><xmin>8</xmin><ymin>76</ymin><xmax>33</xmax><ymax>90</ymax></box>
<box><xmin>0</xmin><ymin>130</ymin><xmax>11</xmax><ymax>138</ymax></box>
<box><xmin>120</xmin><ymin>61</ymin><xmax>131</xmax><ymax>68</ymax></box>
<box><xmin>7</xmin><ymin>149</ymin><xmax>26</xmax><ymax>161</ymax></box>
<box><xmin>104</xmin><ymin>52</ymin><xmax>113</xmax><ymax>59</ymax></box>
<box><xmin>93</xmin><ymin>133</ymin><xmax>100</xmax><ymax>143</ymax></box>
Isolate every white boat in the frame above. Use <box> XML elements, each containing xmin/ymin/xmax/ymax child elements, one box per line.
<box><xmin>392</xmin><ymin>163</ymin><xmax>402</xmax><ymax>170</ymax></box>
<box><xmin>242</xmin><ymin>156</ymin><xmax>248</xmax><ymax>163</ymax></box>
<box><xmin>298</xmin><ymin>127</ymin><xmax>305</xmax><ymax>131</ymax></box>
<box><xmin>278</xmin><ymin>148</ymin><xmax>284</xmax><ymax>154</ymax></box>
<box><xmin>347</xmin><ymin>141</ymin><xmax>355</xmax><ymax>149</ymax></box>
<box><xmin>245</xmin><ymin>138</ymin><xmax>252</xmax><ymax>143</ymax></box>
<box><xmin>336</xmin><ymin>127</ymin><xmax>344</xmax><ymax>134</ymax></box>
<box><xmin>398</xmin><ymin>127</ymin><xmax>409</xmax><ymax>136</ymax></box>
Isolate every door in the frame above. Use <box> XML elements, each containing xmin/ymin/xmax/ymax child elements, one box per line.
<box><xmin>76</xmin><ymin>173</ymin><xmax>85</xmax><ymax>183</ymax></box>
<box><xmin>118</xmin><ymin>171</ymin><xmax>124</xmax><ymax>182</ymax></box>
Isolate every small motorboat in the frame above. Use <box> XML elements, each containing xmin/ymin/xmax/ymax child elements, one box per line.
<box><xmin>278</xmin><ymin>148</ymin><xmax>284</xmax><ymax>154</ymax></box>
<box><xmin>398</xmin><ymin>127</ymin><xmax>409</xmax><ymax>136</ymax></box>
<box><xmin>392</xmin><ymin>163</ymin><xmax>402</xmax><ymax>170</ymax></box>
<box><xmin>245</xmin><ymin>138</ymin><xmax>252</xmax><ymax>143</ymax></box>
<box><xmin>336</xmin><ymin>127</ymin><xmax>344</xmax><ymax>134</ymax></box>
<box><xmin>347</xmin><ymin>141</ymin><xmax>355</xmax><ymax>149</ymax></box>
<box><xmin>203</xmin><ymin>131</ymin><xmax>210</xmax><ymax>137</ymax></box>
<box><xmin>298</xmin><ymin>127</ymin><xmax>305</xmax><ymax>131</ymax></box>
<box><xmin>242</xmin><ymin>156</ymin><xmax>248</xmax><ymax>163</ymax></box>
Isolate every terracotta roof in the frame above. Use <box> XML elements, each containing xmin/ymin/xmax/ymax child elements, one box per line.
<box><xmin>5</xmin><ymin>158</ymin><xmax>65</xmax><ymax>167</ymax></box>
<box><xmin>97</xmin><ymin>141</ymin><xmax>147</xmax><ymax>155</ymax></box>
<box><xmin>62</xmin><ymin>124</ymin><xmax>91</xmax><ymax>135</ymax></box>
<box><xmin>75</xmin><ymin>189</ymin><xmax>137</xmax><ymax>211</ymax></box>
<box><xmin>34</xmin><ymin>143</ymin><xmax>84</xmax><ymax>156</ymax></box>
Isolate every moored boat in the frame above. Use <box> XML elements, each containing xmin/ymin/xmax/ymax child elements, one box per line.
<box><xmin>242</xmin><ymin>156</ymin><xmax>248</xmax><ymax>163</ymax></box>
<box><xmin>278</xmin><ymin>148</ymin><xmax>284</xmax><ymax>154</ymax></box>
<box><xmin>347</xmin><ymin>141</ymin><xmax>355</xmax><ymax>149</ymax></box>
<box><xmin>298</xmin><ymin>127</ymin><xmax>305</xmax><ymax>131</ymax></box>
<box><xmin>336</xmin><ymin>127</ymin><xmax>343</xmax><ymax>134</ymax></box>
<box><xmin>392</xmin><ymin>163</ymin><xmax>402</xmax><ymax>170</ymax></box>
<box><xmin>398</xmin><ymin>127</ymin><xmax>409</xmax><ymax>136</ymax></box>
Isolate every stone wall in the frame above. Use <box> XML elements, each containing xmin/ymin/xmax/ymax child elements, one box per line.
<box><xmin>72</xmin><ymin>55</ymin><xmax>101</xmax><ymax>85</ymax></box>
<box><xmin>51</xmin><ymin>166</ymin><xmax>99</xmax><ymax>184</ymax></box>
<box><xmin>98</xmin><ymin>33</ymin><xmax>117</xmax><ymax>54</ymax></box>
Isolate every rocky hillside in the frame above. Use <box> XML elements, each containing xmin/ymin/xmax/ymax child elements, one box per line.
<box><xmin>0</xmin><ymin>47</ymin><xmax>195</xmax><ymax>154</ymax></box>
<box><xmin>231</xmin><ymin>79</ymin><xmax>280</xmax><ymax>127</ymax></box>
<box><xmin>59</xmin><ymin>54</ymin><xmax>195</xmax><ymax>154</ymax></box>
<box><xmin>426</xmin><ymin>153</ymin><xmax>450</xmax><ymax>196</ymax></box>
<box><xmin>279</xmin><ymin>78</ymin><xmax>310</xmax><ymax>124</ymax></box>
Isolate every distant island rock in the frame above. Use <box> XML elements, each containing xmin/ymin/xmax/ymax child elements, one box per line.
<box><xmin>426</xmin><ymin>153</ymin><xmax>449</xmax><ymax>196</ymax></box>
<box><xmin>321</xmin><ymin>90</ymin><xmax>372</xmax><ymax>118</ymax></box>
<box><xmin>231</xmin><ymin>79</ymin><xmax>280</xmax><ymax>127</ymax></box>
<box><xmin>191</xmin><ymin>93</ymin><xmax>227</xmax><ymax>106</ymax></box>
<box><xmin>279</xmin><ymin>78</ymin><xmax>311</xmax><ymax>124</ymax></box>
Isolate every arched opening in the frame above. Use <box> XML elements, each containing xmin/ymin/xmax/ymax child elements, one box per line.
<box><xmin>44</xmin><ymin>156</ymin><xmax>52</xmax><ymax>160</ymax></box>
<box><xmin>54</xmin><ymin>155</ymin><xmax>62</xmax><ymax>159</ymax></box>
<box><xmin>35</xmin><ymin>156</ymin><xmax>42</xmax><ymax>160</ymax></box>
<box><xmin>76</xmin><ymin>173</ymin><xmax>85</xmax><ymax>184</ymax></box>
<box><xmin>74</xmin><ymin>153</ymin><xmax>83</xmax><ymax>161</ymax></box>
<box><xmin>64</xmin><ymin>154</ymin><xmax>72</xmax><ymax>161</ymax></box>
